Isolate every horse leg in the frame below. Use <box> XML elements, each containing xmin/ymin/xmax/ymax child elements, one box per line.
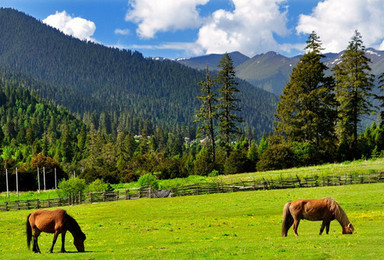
<box><xmin>49</xmin><ymin>231</ymin><xmax>60</xmax><ymax>253</ymax></box>
<box><xmin>320</xmin><ymin>221</ymin><xmax>326</xmax><ymax>235</ymax></box>
<box><xmin>60</xmin><ymin>231</ymin><xmax>67</xmax><ymax>253</ymax></box>
<box><xmin>326</xmin><ymin>222</ymin><xmax>330</xmax><ymax>234</ymax></box>
<box><xmin>32</xmin><ymin>228</ymin><xmax>41</xmax><ymax>253</ymax></box>
<box><xmin>292</xmin><ymin>219</ymin><xmax>300</xmax><ymax>236</ymax></box>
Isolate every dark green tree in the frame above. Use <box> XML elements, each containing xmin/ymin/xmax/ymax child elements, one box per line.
<box><xmin>274</xmin><ymin>31</ymin><xmax>337</xmax><ymax>159</ymax></box>
<box><xmin>332</xmin><ymin>30</ymin><xmax>375</xmax><ymax>157</ymax></box>
<box><xmin>216</xmin><ymin>53</ymin><xmax>243</xmax><ymax>158</ymax></box>
<box><xmin>194</xmin><ymin>65</ymin><xmax>217</xmax><ymax>162</ymax></box>
<box><xmin>377</xmin><ymin>72</ymin><xmax>384</xmax><ymax>126</ymax></box>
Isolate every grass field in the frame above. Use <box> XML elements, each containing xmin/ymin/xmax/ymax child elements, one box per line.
<box><xmin>0</xmin><ymin>182</ymin><xmax>383</xmax><ymax>259</ymax></box>
<box><xmin>1</xmin><ymin>158</ymin><xmax>383</xmax><ymax>203</ymax></box>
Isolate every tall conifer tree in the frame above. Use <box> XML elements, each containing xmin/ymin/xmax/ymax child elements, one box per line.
<box><xmin>333</xmin><ymin>30</ymin><xmax>375</xmax><ymax>156</ymax></box>
<box><xmin>216</xmin><ymin>53</ymin><xmax>243</xmax><ymax>158</ymax></box>
<box><xmin>195</xmin><ymin>65</ymin><xmax>217</xmax><ymax>162</ymax></box>
<box><xmin>274</xmin><ymin>31</ymin><xmax>337</xmax><ymax>159</ymax></box>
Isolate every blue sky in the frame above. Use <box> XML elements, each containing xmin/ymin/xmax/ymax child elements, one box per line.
<box><xmin>2</xmin><ymin>0</ymin><xmax>384</xmax><ymax>59</ymax></box>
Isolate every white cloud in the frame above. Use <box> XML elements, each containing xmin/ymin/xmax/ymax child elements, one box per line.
<box><xmin>296</xmin><ymin>0</ymin><xmax>384</xmax><ymax>53</ymax></box>
<box><xmin>126</xmin><ymin>0</ymin><xmax>209</xmax><ymax>39</ymax></box>
<box><xmin>43</xmin><ymin>11</ymin><xmax>96</xmax><ymax>41</ymax></box>
<box><xmin>114</xmin><ymin>28</ymin><xmax>130</xmax><ymax>35</ymax></box>
<box><xmin>195</xmin><ymin>0</ymin><xmax>289</xmax><ymax>57</ymax></box>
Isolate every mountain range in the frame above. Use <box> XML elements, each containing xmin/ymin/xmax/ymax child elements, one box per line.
<box><xmin>177</xmin><ymin>49</ymin><xmax>384</xmax><ymax>96</ymax></box>
<box><xmin>1</xmin><ymin>8</ymin><xmax>383</xmax><ymax>139</ymax></box>
<box><xmin>0</xmin><ymin>8</ymin><xmax>277</xmax><ymax>136</ymax></box>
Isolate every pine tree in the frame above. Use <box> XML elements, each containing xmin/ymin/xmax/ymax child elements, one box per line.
<box><xmin>274</xmin><ymin>31</ymin><xmax>337</xmax><ymax>158</ymax></box>
<box><xmin>194</xmin><ymin>65</ymin><xmax>217</xmax><ymax>162</ymax></box>
<box><xmin>216</xmin><ymin>53</ymin><xmax>243</xmax><ymax>158</ymax></box>
<box><xmin>332</xmin><ymin>30</ymin><xmax>375</xmax><ymax>155</ymax></box>
<box><xmin>377</xmin><ymin>72</ymin><xmax>384</xmax><ymax>126</ymax></box>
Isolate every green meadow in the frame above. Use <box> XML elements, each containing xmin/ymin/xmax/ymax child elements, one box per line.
<box><xmin>0</xmin><ymin>182</ymin><xmax>383</xmax><ymax>259</ymax></box>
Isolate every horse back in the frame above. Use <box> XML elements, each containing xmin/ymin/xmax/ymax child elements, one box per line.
<box><xmin>290</xmin><ymin>199</ymin><xmax>333</xmax><ymax>221</ymax></box>
<box><xmin>29</xmin><ymin>209</ymin><xmax>67</xmax><ymax>234</ymax></box>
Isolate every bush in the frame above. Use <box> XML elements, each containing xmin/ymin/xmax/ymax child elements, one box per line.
<box><xmin>291</xmin><ymin>142</ymin><xmax>316</xmax><ymax>166</ymax></box>
<box><xmin>224</xmin><ymin>150</ymin><xmax>253</xmax><ymax>174</ymax></box>
<box><xmin>257</xmin><ymin>144</ymin><xmax>297</xmax><ymax>171</ymax></box>
<box><xmin>137</xmin><ymin>173</ymin><xmax>159</xmax><ymax>189</ymax></box>
<box><xmin>193</xmin><ymin>147</ymin><xmax>215</xmax><ymax>176</ymax></box>
<box><xmin>57</xmin><ymin>177</ymin><xmax>87</xmax><ymax>198</ymax></box>
<box><xmin>208</xmin><ymin>170</ymin><xmax>219</xmax><ymax>177</ymax></box>
<box><xmin>88</xmin><ymin>179</ymin><xmax>109</xmax><ymax>192</ymax></box>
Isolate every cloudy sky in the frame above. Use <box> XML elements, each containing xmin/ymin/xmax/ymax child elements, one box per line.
<box><xmin>2</xmin><ymin>0</ymin><xmax>384</xmax><ymax>59</ymax></box>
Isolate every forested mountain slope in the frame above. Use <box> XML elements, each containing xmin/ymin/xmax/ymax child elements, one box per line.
<box><xmin>0</xmin><ymin>8</ymin><xmax>278</xmax><ymax>136</ymax></box>
<box><xmin>0</xmin><ymin>68</ymin><xmax>87</xmax><ymax>164</ymax></box>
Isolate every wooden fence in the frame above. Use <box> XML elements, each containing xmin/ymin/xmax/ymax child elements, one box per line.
<box><xmin>1</xmin><ymin>172</ymin><xmax>383</xmax><ymax>211</ymax></box>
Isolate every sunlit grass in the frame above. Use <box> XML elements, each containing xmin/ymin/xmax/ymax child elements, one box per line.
<box><xmin>0</xmin><ymin>183</ymin><xmax>383</xmax><ymax>259</ymax></box>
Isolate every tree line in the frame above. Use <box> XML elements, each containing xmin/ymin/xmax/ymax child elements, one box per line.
<box><xmin>2</xmin><ymin>29</ymin><xmax>384</xmax><ymax>192</ymax></box>
<box><xmin>258</xmin><ymin>31</ymin><xmax>384</xmax><ymax>170</ymax></box>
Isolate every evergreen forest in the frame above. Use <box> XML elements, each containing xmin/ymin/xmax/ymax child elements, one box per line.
<box><xmin>1</xmin><ymin>9</ymin><xmax>384</xmax><ymax>192</ymax></box>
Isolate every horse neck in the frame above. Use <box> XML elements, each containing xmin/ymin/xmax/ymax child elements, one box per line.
<box><xmin>334</xmin><ymin>204</ymin><xmax>350</xmax><ymax>227</ymax></box>
<box><xmin>66</xmin><ymin>215</ymin><xmax>83</xmax><ymax>238</ymax></box>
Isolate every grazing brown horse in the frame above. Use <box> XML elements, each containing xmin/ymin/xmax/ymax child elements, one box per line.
<box><xmin>26</xmin><ymin>209</ymin><xmax>86</xmax><ymax>253</ymax></box>
<box><xmin>282</xmin><ymin>197</ymin><xmax>354</xmax><ymax>237</ymax></box>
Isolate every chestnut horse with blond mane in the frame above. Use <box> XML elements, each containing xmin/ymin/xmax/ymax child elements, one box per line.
<box><xmin>282</xmin><ymin>197</ymin><xmax>354</xmax><ymax>236</ymax></box>
<box><xmin>26</xmin><ymin>209</ymin><xmax>86</xmax><ymax>253</ymax></box>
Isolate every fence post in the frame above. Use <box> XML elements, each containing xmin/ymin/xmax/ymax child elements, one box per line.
<box><xmin>37</xmin><ymin>199</ymin><xmax>40</xmax><ymax>209</ymax></box>
<box><xmin>115</xmin><ymin>191</ymin><xmax>119</xmax><ymax>201</ymax></box>
<box><xmin>4</xmin><ymin>202</ymin><xmax>8</xmax><ymax>211</ymax></box>
<box><xmin>103</xmin><ymin>191</ymin><xmax>106</xmax><ymax>202</ymax></box>
<box><xmin>90</xmin><ymin>192</ymin><xmax>93</xmax><ymax>203</ymax></box>
<box><xmin>125</xmin><ymin>189</ymin><xmax>128</xmax><ymax>200</ymax></box>
<box><xmin>79</xmin><ymin>192</ymin><xmax>81</xmax><ymax>204</ymax></box>
<box><xmin>149</xmin><ymin>185</ymin><xmax>152</xmax><ymax>198</ymax></box>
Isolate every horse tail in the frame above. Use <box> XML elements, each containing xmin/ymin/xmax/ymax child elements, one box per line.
<box><xmin>282</xmin><ymin>202</ymin><xmax>293</xmax><ymax>237</ymax></box>
<box><xmin>26</xmin><ymin>214</ymin><xmax>32</xmax><ymax>249</ymax></box>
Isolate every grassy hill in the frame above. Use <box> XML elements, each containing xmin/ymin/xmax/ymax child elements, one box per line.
<box><xmin>0</xmin><ymin>182</ymin><xmax>383</xmax><ymax>259</ymax></box>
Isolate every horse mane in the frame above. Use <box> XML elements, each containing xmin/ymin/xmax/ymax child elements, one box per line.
<box><xmin>65</xmin><ymin>212</ymin><xmax>86</xmax><ymax>240</ymax></box>
<box><xmin>323</xmin><ymin>197</ymin><xmax>350</xmax><ymax>226</ymax></box>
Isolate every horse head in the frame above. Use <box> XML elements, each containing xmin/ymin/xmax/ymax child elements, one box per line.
<box><xmin>343</xmin><ymin>223</ymin><xmax>354</xmax><ymax>234</ymax></box>
<box><xmin>74</xmin><ymin>232</ymin><xmax>86</xmax><ymax>252</ymax></box>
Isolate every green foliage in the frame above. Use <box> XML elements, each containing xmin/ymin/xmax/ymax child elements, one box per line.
<box><xmin>195</xmin><ymin>65</ymin><xmax>217</xmax><ymax>162</ymax></box>
<box><xmin>257</xmin><ymin>134</ymin><xmax>268</xmax><ymax>155</ymax></box>
<box><xmin>56</xmin><ymin>177</ymin><xmax>87</xmax><ymax>197</ymax></box>
<box><xmin>87</xmin><ymin>179</ymin><xmax>109</xmax><ymax>192</ymax></box>
<box><xmin>0</xmin><ymin>8</ymin><xmax>277</xmax><ymax>136</ymax></box>
<box><xmin>193</xmin><ymin>147</ymin><xmax>215</xmax><ymax>176</ymax></box>
<box><xmin>224</xmin><ymin>150</ymin><xmax>253</xmax><ymax>174</ymax></box>
<box><xmin>333</xmin><ymin>30</ymin><xmax>375</xmax><ymax>158</ymax></box>
<box><xmin>208</xmin><ymin>169</ymin><xmax>219</xmax><ymax>177</ymax></box>
<box><xmin>291</xmin><ymin>142</ymin><xmax>317</xmax><ymax>166</ymax></box>
<box><xmin>137</xmin><ymin>173</ymin><xmax>159</xmax><ymax>189</ymax></box>
<box><xmin>216</xmin><ymin>53</ymin><xmax>243</xmax><ymax>158</ymax></box>
<box><xmin>274</xmin><ymin>31</ymin><xmax>337</xmax><ymax>159</ymax></box>
<box><xmin>257</xmin><ymin>144</ymin><xmax>296</xmax><ymax>171</ymax></box>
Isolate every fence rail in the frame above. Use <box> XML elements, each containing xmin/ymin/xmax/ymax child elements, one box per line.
<box><xmin>1</xmin><ymin>172</ymin><xmax>383</xmax><ymax>211</ymax></box>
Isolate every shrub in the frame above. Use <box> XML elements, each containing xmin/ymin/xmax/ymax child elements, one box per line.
<box><xmin>88</xmin><ymin>179</ymin><xmax>109</xmax><ymax>192</ymax></box>
<box><xmin>224</xmin><ymin>150</ymin><xmax>253</xmax><ymax>174</ymax></box>
<box><xmin>137</xmin><ymin>173</ymin><xmax>159</xmax><ymax>189</ymax></box>
<box><xmin>208</xmin><ymin>170</ymin><xmax>219</xmax><ymax>177</ymax></box>
<box><xmin>291</xmin><ymin>142</ymin><xmax>316</xmax><ymax>166</ymax></box>
<box><xmin>57</xmin><ymin>177</ymin><xmax>87</xmax><ymax>198</ymax></box>
<box><xmin>257</xmin><ymin>144</ymin><xmax>297</xmax><ymax>171</ymax></box>
<box><xmin>193</xmin><ymin>147</ymin><xmax>215</xmax><ymax>176</ymax></box>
